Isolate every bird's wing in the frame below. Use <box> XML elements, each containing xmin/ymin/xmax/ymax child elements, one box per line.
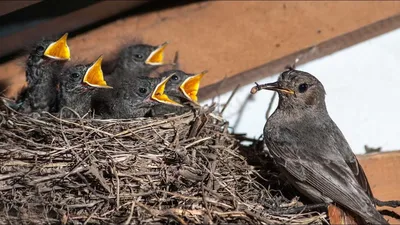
<box><xmin>266</xmin><ymin>125</ymin><xmax>385</xmax><ymax>224</ymax></box>
<box><xmin>326</xmin><ymin>121</ymin><xmax>374</xmax><ymax>199</ymax></box>
<box><xmin>345</xmin><ymin>156</ymin><xmax>374</xmax><ymax>200</ymax></box>
<box><xmin>268</xmin><ymin>141</ymin><xmax>385</xmax><ymax>224</ymax></box>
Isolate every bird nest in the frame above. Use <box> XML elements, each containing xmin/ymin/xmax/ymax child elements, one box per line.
<box><xmin>0</xmin><ymin>107</ymin><xmax>326</xmax><ymax>225</ymax></box>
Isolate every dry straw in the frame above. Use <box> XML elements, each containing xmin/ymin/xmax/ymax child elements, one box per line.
<box><xmin>0</xmin><ymin>106</ymin><xmax>325</xmax><ymax>224</ymax></box>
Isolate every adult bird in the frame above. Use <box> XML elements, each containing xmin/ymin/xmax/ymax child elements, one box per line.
<box><xmin>250</xmin><ymin>69</ymin><xmax>388</xmax><ymax>225</ymax></box>
<box><xmin>16</xmin><ymin>33</ymin><xmax>71</xmax><ymax>113</ymax></box>
<box><xmin>150</xmin><ymin>70</ymin><xmax>206</xmax><ymax>116</ymax></box>
<box><xmin>58</xmin><ymin>56</ymin><xmax>111</xmax><ymax>118</ymax></box>
<box><xmin>93</xmin><ymin>73</ymin><xmax>181</xmax><ymax>119</ymax></box>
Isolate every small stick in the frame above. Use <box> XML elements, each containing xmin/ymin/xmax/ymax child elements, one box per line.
<box><xmin>232</xmin><ymin>93</ymin><xmax>254</xmax><ymax>130</ymax></box>
<box><xmin>279</xmin><ymin>203</ymin><xmax>328</xmax><ymax>214</ymax></box>
<box><xmin>266</xmin><ymin>92</ymin><xmax>277</xmax><ymax>119</ymax></box>
<box><xmin>173</xmin><ymin>51</ymin><xmax>180</xmax><ymax>70</ymax></box>
<box><xmin>220</xmin><ymin>84</ymin><xmax>240</xmax><ymax>115</ymax></box>
<box><xmin>123</xmin><ymin>200</ymin><xmax>137</xmax><ymax>225</ymax></box>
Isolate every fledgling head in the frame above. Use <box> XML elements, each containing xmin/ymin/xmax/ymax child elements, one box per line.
<box><xmin>60</xmin><ymin>56</ymin><xmax>111</xmax><ymax>93</ymax></box>
<box><xmin>159</xmin><ymin>70</ymin><xmax>206</xmax><ymax>104</ymax></box>
<box><xmin>127</xmin><ymin>75</ymin><xmax>182</xmax><ymax>107</ymax></box>
<box><xmin>251</xmin><ymin>69</ymin><xmax>326</xmax><ymax>110</ymax></box>
<box><xmin>28</xmin><ymin>33</ymin><xmax>71</xmax><ymax>66</ymax></box>
<box><xmin>116</xmin><ymin>42</ymin><xmax>168</xmax><ymax>73</ymax></box>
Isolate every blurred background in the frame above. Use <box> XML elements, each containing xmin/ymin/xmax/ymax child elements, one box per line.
<box><xmin>0</xmin><ymin>1</ymin><xmax>399</xmax><ymax>221</ymax></box>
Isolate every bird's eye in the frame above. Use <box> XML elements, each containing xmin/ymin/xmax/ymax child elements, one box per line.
<box><xmin>171</xmin><ymin>75</ymin><xmax>179</xmax><ymax>81</ymax></box>
<box><xmin>134</xmin><ymin>54</ymin><xmax>144</xmax><ymax>59</ymax></box>
<box><xmin>71</xmin><ymin>73</ymin><xmax>80</xmax><ymax>79</ymax></box>
<box><xmin>36</xmin><ymin>46</ymin><xmax>45</xmax><ymax>52</ymax></box>
<box><xmin>139</xmin><ymin>87</ymin><xmax>147</xmax><ymax>94</ymax></box>
<box><xmin>298</xmin><ymin>83</ymin><xmax>308</xmax><ymax>93</ymax></box>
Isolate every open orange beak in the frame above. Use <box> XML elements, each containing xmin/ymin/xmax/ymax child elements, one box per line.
<box><xmin>83</xmin><ymin>56</ymin><xmax>112</xmax><ymax>88</ymax></box>
<box><xmin>179</xmin><ymin>70</ymin><xmax>207</xmax><ymax>104</ymax></box>
<box><xmin>145</xmin><ymin>42</ymin><xmax>168</xmax><ymax>65</ymax></box>
<box><xmin>44</xmin><ymin>33</ymin><xmax>71</xmax><ymax>60</ymax></box>
<box><xmin>151</xmin><ymin>75</ymin><xmax>182</xmax><ymax>106</ymax></box>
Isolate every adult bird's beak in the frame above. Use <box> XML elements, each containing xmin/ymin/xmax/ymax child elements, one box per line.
<box><xmin>151</xmin><ymin>75</ymin><xmax>182</xmax><ymax>106</ymax></box>
<box><xmin>145</xmin><ymin>42</ymin><xmax>168</xmax><ymax>65</ymax></box>
<box><xmin>250</xmin><ymin>81</ymin><xmax>294</xmax><ymax>95</ymax></box>
<box><xmin>83</xmin><ymin>56</ymin><xmax>112</xmax><ymax>88</ymax></box>
<box><xmin>179</xmin><ymin>70</ymin><xmax>207</xmax><ymax>104</ymax></box>
<box><xmin>44</xmin><ymin>33</ymin><xmax>71</xmax><ymax>60</ymax></box>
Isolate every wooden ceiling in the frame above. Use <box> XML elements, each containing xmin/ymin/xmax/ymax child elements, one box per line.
<box><xmin>1</xmin><ymin>1</ymin><xmax>400</xmax><ymax>100</ymax></box>
<box><xmin>0</xmin><ymin>3</ymin><xmax>399</xmax><ymax>223</ymax></box>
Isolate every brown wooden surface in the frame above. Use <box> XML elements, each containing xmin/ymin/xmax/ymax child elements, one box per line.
<box><xmin>0</xmin><ymin>1</ymin><xmax>41</xmax><ymax>17</ymax></box>
<box><xmin>358</xmin><ymin>151</ymin><xmax>400</xmax><ymax>224</ymax></box>
<box><xmin>0</xmin><ymin>1</ymin><xmax>145</xmax><ymax>57</ymax></box>
<box><xmin>1</xmin><ymin>1</ymin><xmax>400</xmax><ymax>99</ymax></box>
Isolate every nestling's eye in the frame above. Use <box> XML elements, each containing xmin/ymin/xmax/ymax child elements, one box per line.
<box><xmin>139</xmin><ymin>87</ymin><xmax>147</xmax><ymax>94</ymax></box>
<box><xmin>71</xmin><ymin>73</ymin><xmax>80</xmax><ymax>79</ymax></box>
<box><xmin>36</xmin><ymin>46</ymin><xmax>45</xmax><ymax>52</ymax></box>
<box><xmin>134</xmin><ymin>54</ymin><xmax>144</xmax><ymax>59</ymax></box>
<box><xmin>298</xmin><ymin>83</ymin><xmax>308</xmax><ymax>93</ymax></box>
<box><xmin>171</xmin><ymin>75</ymin><xmax>179</xmax><ymax>81</ymax></box>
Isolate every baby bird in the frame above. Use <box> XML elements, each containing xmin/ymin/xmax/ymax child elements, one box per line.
<box><xmin>150</xmin><ymin>70</ymin><xmax>206</xmax><ymax>116</ymax></box>
<box><xmin>58</xmin><ymin>56</ymin><xmax>111</xmax><ymax>118</ymax></box>
<box><xmin>104</xmin><ymin>42</ymin><xmax>168</xmax><ymax>78</ymax></box>
<box><xmin>94</xmin><ymin>73</ymin><xmax>181</xmax><ymax>119</ymax></box>
<box><xmin>17</xmin><ymin>33</ymin><xmax>70</xmax><ymax>113</ymax></box>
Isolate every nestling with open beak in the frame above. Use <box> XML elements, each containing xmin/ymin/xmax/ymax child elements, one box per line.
<box><xmin>103</xmin><ymin>42</ymin><xmax>169</xmax><ymax>78</ymax></box>
<box><xmin>94</xmin><ymin>73</ymin><xmax>181</xmax><ymax>119</ymax></box>
<box><xmin>16</xmin><ymin>33</ymin><xmax>71</xmax><ymax>114</ymax></box>
<box><xmin>58</xmin><ymin>56</ymin><xmax>111</xmax><ymax>118</ymax></box>
<box><xmin>251</xmin><ymin>69</ymin><xmax>388</xmax><ymax>225</ymax></box>
<box><xmin>150</xmin><ymin>70</ymin><xmax>206</xmax><ymax>116</ymax></box>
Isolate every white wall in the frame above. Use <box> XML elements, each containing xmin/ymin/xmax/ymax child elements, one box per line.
<box><xmin>202</xmin><ymin>28</ymin><xmax>400</xmax><ymax>154</ymax></box>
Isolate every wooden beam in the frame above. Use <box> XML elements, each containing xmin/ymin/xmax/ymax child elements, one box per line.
<box><xmin>0</xmin><ymin>1</ymin><xmax>145</xmax><ymax>57</ymax></box>
<box><xmin>357</xmin><ymin>151</ymin><xmax>400</xmax><ymax>224</ymax></box>
<box><xmin>198</xmin><ymin>12</ymin><xmax>400</xmax><ymax>100</ymax></box>
<box><xmin>0</xmin><ymin>1</ymin><xmax>41</xmax><ymax>17</ymax></box>
<box><xmin>1</xmin><ymin>2</ymin><xmax>400</xmax><ymax>99</ymax></box>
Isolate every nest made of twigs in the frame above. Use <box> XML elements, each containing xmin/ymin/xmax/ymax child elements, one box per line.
<box><xmin>0</xmin><ymin>107</ymin><xmax>326</xmax><ymax>225</ymax></box>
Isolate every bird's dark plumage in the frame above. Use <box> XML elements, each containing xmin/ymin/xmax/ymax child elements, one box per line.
<box><xmin>16</xmin><ymin>33</ymin><xmax>70</xmax><ymax>113</ymax></box>
<box><xmin>252</xmin><ymin>69</ymin><xmax>387</xmax><ymax>225</ymax></box>
<box><xmin>150</xmin><ymin>70</ymin><xmax>205</xmax><ymax>116</ymax></box>
<box><xmin>94</xmin><ymin>73</ymin><xmax>179</xmax><ymax>119</ymax></box>
<box><xmin>104</xmin><ymin>42</ymin><xmax>168</xmax><ymax>78</ymax></box>
<box><xmin>58</xmin><ymin>56</ymin><xmax>111</xmax><ymax>118</ymax></box>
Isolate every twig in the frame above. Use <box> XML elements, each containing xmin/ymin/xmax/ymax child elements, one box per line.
<box><xmin>111</xmin><ymin>165</ymin><xmax>121</xmax><ymax>208</ymax></box>
<box><xmin>123</xmin><ymin>200</ymin><xmax>137</xmax><ymax>225</ymax></box>
<box><xmin>265</xmin><ymin>92</ymin><xmax>277</xmax><ymax>119</ymax></box>
<box><xmin>220</xmin><ymin>84</ymin><xmax>240</xmax><ymax>115</ymax></box>
<box><xmin>232</xmin><ymin>93</ymin><xmax>254</xmax><ymax>130</ymax></box>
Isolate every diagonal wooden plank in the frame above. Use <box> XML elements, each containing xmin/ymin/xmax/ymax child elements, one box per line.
<box><xmin>1</xmin><ymin>2</ymin><xmax>400</xmax><ymax>99</ymax></box>
<box><xmin>198</xmin><ymin>12</ymin><xmax>400</xmax><ymax>101</ymax></box>
<box><xmin>357</xmin><ymin>151</ymin><xmax>400</xmax><ymax>224</ymax></box>
<box><xmin>0</xmin><ymin>1</ymin><xmax>41</xmax><ymax>17</ymax></box>
<box><xmin>0</xmin><ymin>1</ymin><xmax>145</xmax><ymax>57</ymax></box>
